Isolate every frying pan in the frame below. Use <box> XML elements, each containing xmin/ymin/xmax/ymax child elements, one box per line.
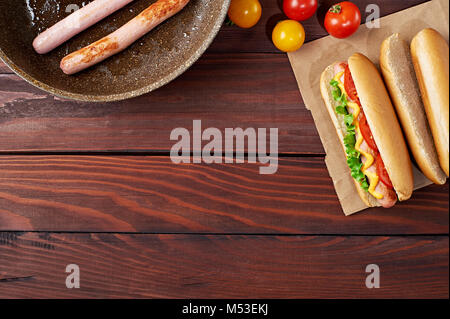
<box><xmin>0</xmin><ymin>0</ymin><xmax>230</xmax><ymax>102</ymax></box>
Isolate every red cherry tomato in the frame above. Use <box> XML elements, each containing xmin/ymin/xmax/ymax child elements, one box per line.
<box><xmin>283</xmin><ymin>0</ymin><xmax>318</xmax><ymax>21</ymax></box>
<box><xmin>376</xmin><ymin>154</ymin><xmax>394</xmax><ymax>188</ymax></box>
<box><xmin>344</xmin><ymin>64</ymin><xmax>358</xmax><ymax>101</ymax></box>
<box><xmin>324</xmin><ymin>1</ymin><xmax>361</xmax><ymax>39</ymax></box>
<box><xmin>359</xmin><ymin>114</ymin><xmax>378</xmax><ymax>151</ymax></box>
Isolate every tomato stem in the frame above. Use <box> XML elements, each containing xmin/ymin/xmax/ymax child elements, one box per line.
<box><xmin>225</xmin><ymin>16</ymin><xmax>235</xmax><ymax>27</ymax></box>
<box><xmin>329</xmin><ymin>4</ymin><xmax>341</xmax><ymax>14</ymax></box>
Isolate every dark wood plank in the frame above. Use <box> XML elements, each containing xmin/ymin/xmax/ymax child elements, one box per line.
<box><xmin>0</xmin><ymin>62</ymin><xmax>11</xmax><ymax>74</ymax></box>
<box><xmin>209</xmin><ymin>0</ymin><xmax>429</xmax><ymax>53</ymax></box>
<box><xmin>0</xmin><ymin>232</ymin><xmax>447</xmax><ymax>298</ymax></box>
<box><xmin>0</xmin><ymin>54</ymin><xmax>321</xmax><ymax>154</ymax></box>
<box><xmin>0</xmin><ymin>156</ymin><xmax>447</xmax><ymax>234</ymax></box>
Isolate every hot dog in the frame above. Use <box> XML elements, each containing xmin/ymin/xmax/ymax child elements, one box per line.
<box><xmin>320</xmin><ymin>53</ymin><xmax>414</xmax><ymax>208</ymax></box>
<box><xmin>60</xmin><ymin>0</ymin><xmax>190</xmax><ymax>75</ymax></box>
<box><xmin>33</xmin><ymin>0</ymin><xmax>135</xmax><ymax>54</ymax></box>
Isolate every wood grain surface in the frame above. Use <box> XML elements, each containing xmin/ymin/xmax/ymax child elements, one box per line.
<box><xmin>0</xmin><ymin>232</ymin><xmax>447</xmax><ymax>298</ymax></box>
<box><xmin>0</xmin><ymin>54</ymin><xmax>321</xmax><ymax>154</ymax></box>
<box><xmin>0</xmin><ymin>0</ymin><xmax>447</xmax><ymax>299</ymax></box>
<box><xmin>0</xmin><ymin>156</ymin><xmax>447</xmax><ymax>234</ymax></box>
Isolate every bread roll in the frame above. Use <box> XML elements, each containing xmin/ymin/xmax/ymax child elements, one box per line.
<box><xmin>380</xmin><ymin>33</ymin><xmax>446</xmax><ymax>184</ymax></box>
<box><xmin>411</xmin><ymin>28</ymin><xmax>449</xmax><ymax>177</ymax></box>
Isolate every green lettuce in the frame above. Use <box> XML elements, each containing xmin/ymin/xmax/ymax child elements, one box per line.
<box><xmin>330</xmin><ymin>79</ymin><xmax>369</xmax><ymax>192</ymax></box>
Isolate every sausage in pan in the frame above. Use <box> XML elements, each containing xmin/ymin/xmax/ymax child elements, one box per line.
<box><xmin>60</xmin><ymin>0</ymin><xmax>190</xmax><ymax>75</ymax></box>
<box><xmin>33</xmin><ymin>0</ymin><xmax>135</xmax><ymax>54</ymax></box>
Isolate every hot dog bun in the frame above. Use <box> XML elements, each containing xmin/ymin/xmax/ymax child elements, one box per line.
<box><xmin>411</xmin><ymin>28</ymin><xmax>449</xmax><ymax>177</ymax></box>
<box><xmin>320</xmin><ymin>53</ymin><xmax>414</xmax><ymax>207</ymax></box>
<box><xmin>380</xmin><ymin>33</ymin><xmax>447</xmax><ymax>185</ymax></box>
<box><xmin>320</xmin><ymin>63</ymin><xmax>380</xmax><ymax>208</ymax></box>
<box><xmin>349</xmin><ymin>53</ymin><xmax>413</xmax><ymax>202</ymax></box>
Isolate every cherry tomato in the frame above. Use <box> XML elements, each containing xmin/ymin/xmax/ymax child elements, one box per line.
<box><xmin>272</xmin><ymin>20</ymin><xmax>305</xmax><ymax>52</ymax></box>
<box><xmin>344</xmin><ymin>64</ymin><xmax>358</xmax><ymax>101</ymax></box>
<box><xmin>376</xmin><ymin>154</ymin><xmax>394</xmax><ymax>188</ymax></box>
<box><xmin>359</xmin><ymin>114</ymin><xmax>378</xmax><ymax>151</ymax></box>
<box><xmin>228</xmin><ymin>0</ymin><xmax>262</xmax><ymax>29</ymax></box>
<box><xmin>283</xmin><ymin>0</ymin><xmax>318</xmax><ymax>21</ymax></box>
<box><xmin>324</xmin><ymin>1</ymin><xmax>361</xmax><ymax>39</ymax></box>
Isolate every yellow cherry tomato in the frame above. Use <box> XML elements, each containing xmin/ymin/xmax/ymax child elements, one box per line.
<box><xmin>272</xmin><ymin>20</ymin><xmax>305</xmax><ymax>52</ymax></box>
<box><xmin>228</xmin><ymin>0</ymin><xmax>262</xmax><ymax>29</ymax></box>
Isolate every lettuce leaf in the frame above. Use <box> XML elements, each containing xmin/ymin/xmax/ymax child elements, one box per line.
<box><xmin>330</xmin><ymin>79</ymin><xmax>369</xmax><ymax>192</ymax></box>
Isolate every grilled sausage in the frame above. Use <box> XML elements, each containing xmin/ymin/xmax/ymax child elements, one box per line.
<box><xmin>60</xmin><ymin>0</ymin><xmax>190</xmax><ymax>75</ymax></box>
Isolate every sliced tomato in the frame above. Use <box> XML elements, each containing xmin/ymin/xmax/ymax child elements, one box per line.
<box><xmin>376</xmin><ymin>154</ymin><xmax>393</xmax><ymax>189</ymax></box>
<box><xmin>344</xmin><ymin>64</ymin><xmax>358</xmax><ymax>101</ymax></box>
<box><xmin>359</xmin><ymin>114</ymin><xmax>378</xmax><ymax>151</ymax></box>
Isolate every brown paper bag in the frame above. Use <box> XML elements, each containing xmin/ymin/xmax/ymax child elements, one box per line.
<box><xmin>288</xmin><ymin>0</ymin><xmax>449</xmax><ymax>215</ymax></box>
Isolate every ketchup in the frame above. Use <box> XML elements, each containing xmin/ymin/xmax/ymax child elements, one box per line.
<box><xmin>344</xmin><ymin>64</ymin><xmax>359</xmax><ymax>102</ymax></box>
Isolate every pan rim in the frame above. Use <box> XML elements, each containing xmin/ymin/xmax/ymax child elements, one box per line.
<box><xmin>0</xmin><ymin>0</ymin><xmax>231</xmax><ymax>103</ymax></box>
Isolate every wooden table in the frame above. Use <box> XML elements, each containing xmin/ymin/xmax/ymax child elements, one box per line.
<box><xmin>0</xmin><ymin>0</ymin><xmax>448</xmax><ymax>298</ymax></box>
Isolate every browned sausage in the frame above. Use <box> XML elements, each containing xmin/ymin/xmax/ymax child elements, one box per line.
<box><xmin>60</xmin><ymin>0</ymin><xmax>190</xmax><ymax>75</ymax></box>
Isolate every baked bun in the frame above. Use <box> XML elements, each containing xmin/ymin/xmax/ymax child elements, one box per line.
<box><xmin>411</xmin><ymin>28</ymin><xmax>449</xmax><ymax>177</ymax></box>
<box><xmin>380</xmin><ymin>33</ymin><xmax>447</xmax><ymax>185</ymax></box>
<box><xmin>349</xmin><ymin>53</ymin><xmax>414</xmax><ymax>201</ymax></box>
